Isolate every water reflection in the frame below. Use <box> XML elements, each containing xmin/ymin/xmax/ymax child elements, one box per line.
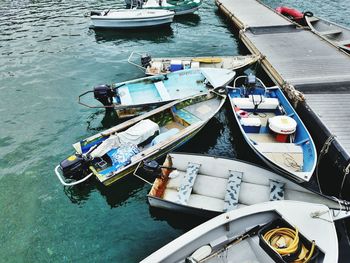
<box><xmin>90</xmin><ymin>26</ymin><xmax>174</xmax><ymax>43</ymax></box>
<box><xmin>149</xmin><ymin>206</ymin><xmax>207</xmax><ymax>231</ymax></box>
<box><xmin>173</xmin><ymin>14</ymin><xmax>201</xmax><ymax>26</ymax></box>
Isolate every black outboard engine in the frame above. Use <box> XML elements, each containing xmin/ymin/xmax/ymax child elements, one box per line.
<box><xmin>90</xmin><ymin>11</ymin><xmax>102</xmax><ymax>16</ymax></box>
<box><xmin>141</xmin><ymin>54</ymin><xmax>152</xmax><ymax>68</ymax></box>
<box><xmin>245</xmin><ymin>74</ymin><xmax>257</xmax><ymax>92</ymax></box>
<box><xmin>59</xmin><ymin>154</ymin><xmax>88</xmax><ymax>179</ymax></box>
<box><xmin>93</xmin><ymin>84</ymin><xmax>116</xmax><ymax>107</ymax></box>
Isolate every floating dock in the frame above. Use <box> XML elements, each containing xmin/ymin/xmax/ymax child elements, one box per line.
<box><xmin>216</xmin><ymin>0</ymin><xmax>350</xmax><ymax>198</ymax></box>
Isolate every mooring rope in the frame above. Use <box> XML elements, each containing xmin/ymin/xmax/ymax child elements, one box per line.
<box><xmin>282</xmin><ymin>83</ymin><xmax>305</xmax><ymax>107</ymax></box>
<box><xmin>315</xmin><ymin>135</ymin><xmax>336</xmax><ymax>194</ymax></box>
<box><xmin>339</xmin><ymin>162</ymin><xmax>350</xmax><ymax>199</ymax></box>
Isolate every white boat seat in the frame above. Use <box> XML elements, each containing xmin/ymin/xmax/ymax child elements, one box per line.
<box><xmin>337</xmin><ymin>39</ymin><xmax>350</xmax><ymax>45</ymax></box>
<box><xmin>320</xmin><ymin>29</ymin><xmax>342</xmax><ymax>35</ymax></box>
<box><xmin>176</xmin><ymin>163</ymin><xmax>201</xmax><ymax>205</ymax></box>
<box><xmin>223</xmin><ymin>170</ymin><xmax>243</xmax><ymax>212</ymax></box>
<box><xmin>232</xmin><ymin>97</ymin><xmax>279</xmax><ymax>110</ymax></box>
<box><xmin>254</xmin><ymin>143</ymin><xmax>302</xmax><ymax>154</ymax></box>
<box><xmin>154</xmin><ymin>81</ymin><xmax>171</xmax><ymax>101</ymax></box>
<box><xmin>118</xmin><ymin>86</ymin><xmax>133</xmax><ymax>105</ymax></box>
<box><xmin>307</xmin><ymin>16</ymin><xmax>319</xmax><ymax>23</ymax></box>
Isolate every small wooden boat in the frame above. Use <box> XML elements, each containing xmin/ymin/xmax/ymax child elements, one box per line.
<box><xmin>128</xmin><ymin>52</ymin><xmax>259</xmax><ymax>76</ymax></box>
<box><xmin>79</xmin><ymin>68</ymin><xmax>235</xmax><ymax>118</ymax></box>
<box><xmin>305</xmin><ymin>15</ymin><xmax>350</xmax><ymax>53</ymax></box>
<box><xmin>227</xmin><ymin>75</ymin><xmax>317</xmax><ymax>182</ymax></box>
<box><xmin>147</xmin><ymin>153</ymin><xmax>350</xmax><ymax>219</ymax></box>
<box><xmin>55</xmin><ymin>92</ymin><xmax>226</xmax><ymax>186</ymax></box>
<box><xmin>127</xmin><ymin>0</ymin><xmax>202</xmax><ymax>15</ymax></box>
<box><xmin>90</xmin><ymin>9</ymin><xmax>174</xmax><ymax>29</ymax></box>
<box><xmin>141</xmin><ymin>201</ymin><xmax>338</xmax><ymax>263</ymax></box>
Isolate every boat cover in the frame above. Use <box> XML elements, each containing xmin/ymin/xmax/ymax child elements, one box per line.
<box><xmin>201</xmin><ymin>68</ymin><xmax>236</xmax><ymax>88</ymax></box>
<box><xmin>118</xmin><ymin>119</ymin><xmax>159</xmax><ymax>145</ymax></box>
<box><xmin>90</xmin><ymin>135</ymin><xmax>120</xmax><ymax>158</ymax></box>
<box><xmin>98</xmin><ymin>143</ymin><xmax>140</xmax><ymax>176</ymax></box>
<box><xmin>90</xmin><ymin>119</ymin><xmax>159</xmax><ymax>158</ymax></box>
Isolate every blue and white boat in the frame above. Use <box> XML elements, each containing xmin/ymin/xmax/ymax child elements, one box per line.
<box><xmin>79</xmin><ymin>68</ymin><xmax>235</xmax><ymax>118</ymax></box>
<box><xmin>227</xmin><ymin>74</ymin><xmax>317</xmax><ymax>183</ymax></box>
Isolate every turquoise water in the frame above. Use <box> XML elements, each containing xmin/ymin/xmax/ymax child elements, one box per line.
<box><xmin>0</xmin><ymin>0</ymin><xmax>349</xmax><ymax>262</ymax></box>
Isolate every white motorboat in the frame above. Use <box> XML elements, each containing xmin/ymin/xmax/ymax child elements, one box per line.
<box><xmin>141</xmin><ymin>201</ymin><xmax>339</xmax><ymax>263</ymax></box>
<box><xmin>90</xmin><ymin>9</ymin><xmax>175</xmax><ymax>29</ymax></box>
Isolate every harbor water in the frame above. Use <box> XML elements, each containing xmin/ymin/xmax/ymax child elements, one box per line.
<box><xmin>0</xmin><ymin>0</ymin><xmax>349</xmax><ymax>262</ymax></box>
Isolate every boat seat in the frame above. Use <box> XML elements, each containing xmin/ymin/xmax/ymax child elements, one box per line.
<box><xmin>176</xmin><ymin>162</ymin><xmax>201</xmax><ymax>205</ymax></box>
<box><xmin>307</xmin><ymin>16</ymin><xmax>319</xmax><ymax>23</ymax></box>
<box><xmin>254</xmin><ymin>143</ymin><xmax>303</xmax><ymax>172</ymax></box>
<box><xmin>320</xmin><ymin>29</ymin><xmax>342</xmax><ymax>35</ymax></box>
<box><xmin>337</xmin><ymin>39</ymin><xmax>350</xmax><ymax>45</ymax></box>
<box><xmin>223</xmin><ymin>170</ymin><xmax>243</xmax><ymax>212</ymax></box>
<box><xmin>118</xmin><ymin>86</ymin><xmax>133</xmax><ymax>105</ymax></box>
<box><xmin>173</xmin><ymin>107</ymin><xmax>202</xmax><ymax>125</ymax></box>
<box><xmin>232</xmin><ymin>97</ymin><xmax>279</xmax><ymax>110</ymax></box>
<box><xmin>154</xmin><ymin>81</ymin><xmax>171</xmax><ymax>101</ymax></box>
<box><xmin>254</xmin><ymin>143</ymin><xmax>302</xmax><ymax>154</ymax></box>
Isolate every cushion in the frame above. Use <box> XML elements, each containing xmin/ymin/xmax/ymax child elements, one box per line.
<box><xmin>177</xmin><ymin>163</ymin><xmax>201</xmax><ymax>204</ymax></box>
<box><xmin>223</xmin><ymin>170</ymin><xmax>243</xmax><ymax>212</ymax></box>
<box><xmin>269</xmin><ymin>179</ymin><xmax>285</xmax><ymax>201</ymax></box>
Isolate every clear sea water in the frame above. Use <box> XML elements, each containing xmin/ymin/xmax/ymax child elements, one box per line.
<box><xmin>1</xmin><ymin>0</ymin><xmax>349</xmax><ymax>262</ymax></box>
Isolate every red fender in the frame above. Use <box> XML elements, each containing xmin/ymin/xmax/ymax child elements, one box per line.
<box><xmin>276</xmin><ymin>6</ymin><xmax>304</xmax><ymax>20</ymax></box>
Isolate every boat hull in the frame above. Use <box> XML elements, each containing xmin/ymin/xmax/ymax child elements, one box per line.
<box><xmin>91</xmin><ymin>15</ymin><xmax>174</xmax><ymax>28</ymax></box>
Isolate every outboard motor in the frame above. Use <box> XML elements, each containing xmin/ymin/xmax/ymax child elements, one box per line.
<box><xmin>90</xmin><ymin>11</ymin><xmax>102</xmax><ymax>16</ymax></box>
<box><xmin>141</xmin><ymin>54</ymin><xmax>152</xmax><ymax>68</ymax></box>
<box><xmin>93</xmin><ymin>84</ymin><xmax>116</xmax><ymax>107</ymax></box>
<box><xmin>245</xmin><ymin>74</ymin><xmax>257</xmax><ymax>91</ymax></box>
<box><xmin>59</xmin><ymin>154</ymin><xmax>88</xmax><ymax>179</ymax></box>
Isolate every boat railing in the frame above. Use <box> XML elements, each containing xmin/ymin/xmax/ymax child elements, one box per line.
<box><xmin>54</xmin><ymin>165</ymin><xmax>93</xmax><ymax>186</ymax></box>
<box><xmin>127</xmin><ymin>51</ymin><xmax>148</xmax><ymax>72</ymax></box>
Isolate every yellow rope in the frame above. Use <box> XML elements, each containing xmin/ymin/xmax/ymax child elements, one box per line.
<box><xmin>263</xmin><ymin>227</ymin><xmax>315</xmax><ymax>263</ymax></box>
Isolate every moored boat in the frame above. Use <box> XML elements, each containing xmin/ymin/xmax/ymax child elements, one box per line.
<box><xmin>128</xmin><ymin>0</ymin><xmax>202</xmax><ymax>15</ymax></box>
<box><xmin>79</xmin><ymin>68</ymin><xmax>235</xmax><ymax>118</ymax></box>
<box><xmin>305</xmin><ymin>15</ymin><xmax>350</xmax><ymax>53</ymax></box>
<box><xmin>276</xmin><ymin>6</ymin><xmax>350</xmax><ymax>53</ymax></box>
<box><xmin>141</xmin><ymin>201</ymin><xmax>338</xmax><ymax>263</ymax></box>
<box><xmin>55</xmin><ymin>92</ymin><xmax>226</xmax><ymax>186</ymax></box>
<box><xmin>90</xmin><ymin>9</ymin><xmax>175</xmax><ymax>28</ymax></box>
<box><xmin>146</xmin><ymin>153</ymin><xmax>350</xmax><ymax>219</ymax></box>
<box><xmin>227</xmin><ymin>75</ymin><xmax>317</xmax><ymax>182</ymax></box>
<box><xmin>128</xmin><ymin>52</ymin><xmax>259</xmax><ymax>75</ymax></box>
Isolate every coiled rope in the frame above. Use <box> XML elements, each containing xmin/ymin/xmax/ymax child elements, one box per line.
<box><xmin>263</xmin><ymin>227</ymin><xmax>315</xmax><ymax>263</ymax></box>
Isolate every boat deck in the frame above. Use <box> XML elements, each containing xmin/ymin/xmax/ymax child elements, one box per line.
<box><xmin>216</xmin><ymin>0</ymin><xmax>350</xmax><ymax>166</ymax></box>
<box><xmin>305</xmin><ymin>93</ymin><xmax>350</xmax><ymax>154</ymax></box>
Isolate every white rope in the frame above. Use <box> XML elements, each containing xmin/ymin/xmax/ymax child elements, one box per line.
<box><xmin>282</xmin><ymin>83</ymin><xmax>305</xmax><ymax>107</ymax></box>
<box><xmin>315</xmin><ymin>135</ymin><xmax>336</xmax><ymax>194</ymax></box>
<box><xmin>310</xmin><ymin>210</ymin><xmax>333</xmax><ymax>223</ymax></box>
<box><xmin>340</xmin><ymin>162</ymin><xmax>350</xmax><ymax>199</ymax></box>
<box><xmin>283</xmin><ymin>153</ymin><xmax>302</xmax><ymax>172</ymax></box>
